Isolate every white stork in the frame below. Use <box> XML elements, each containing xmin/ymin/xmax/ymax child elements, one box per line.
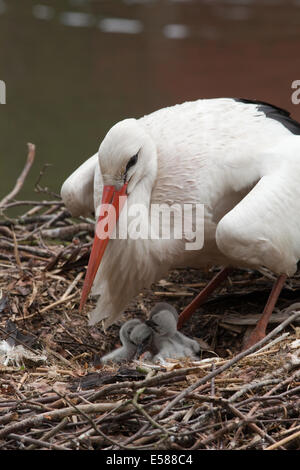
<box><xmin>61</xmin><ymin>98</ymin><xmax>300</xmax><ymax>349</ymax></box>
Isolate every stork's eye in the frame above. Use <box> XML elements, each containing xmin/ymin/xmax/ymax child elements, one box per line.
<box><xmin>125</xmin><ymin>153</ymin><xmax>138</xmax><ymax>175</ymax></box>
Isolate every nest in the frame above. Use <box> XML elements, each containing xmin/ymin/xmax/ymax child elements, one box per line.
<box><xmin>0</xmin><ymin>145</ymin><xmax>299</xmax><ymax>450</ymax></box>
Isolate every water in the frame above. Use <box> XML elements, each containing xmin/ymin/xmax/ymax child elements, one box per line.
<box><xmin>1</xmin><ymin>0</ymin><xmax>300</xmax><ymax>207</ymax></box>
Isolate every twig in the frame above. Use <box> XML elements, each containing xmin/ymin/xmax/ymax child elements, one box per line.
<box><xmin>61</xmin><ymin>271</ymin><xmax>83</xmax><ymax>300</ymax></box>
<box><xmin>8</xmin><ymin>433</ymin><xmax>70</xmax><ymax>450</ymax></box>
<box><xmin>0</xmin><ymin>143</ymin><xmax>35</xmax><ymax>208</ymax></box>
<box><xmin>2</xmin><ymin>200</ymin><xmax>64</xmax><ymax>209</ymax></box>
<box><xmin>190</xmin><ymin>419</ymin><xmax>240</xmax><ymax>449</ymax></box>
<box><xmin>0</xmin><ymin>401</ymin><xmax>131</xmax><ymax>439</ymax></box>
<box><xmin>38</xmin><ymin>292</ymin><xmax>79</xmax><ymax>315</ymax></box>
<box><xmin>132</xmin><ymin>387</ymin><xmax>172</xmax><ymax>436</ymax></box>
<box><xmin>228</xmin><ymin>379</ymin><xmax>281</xmax><ymax>403</ymax></box>
<box><xmin>27</xmin><ymin>417</ymin><xmax>69</xmax><ymax>450</ymax></box>
<box><xmin>226</xmin><ymin>403</ymin><xmax>277</xmax><ymax>446</ymax></box>
<box><xmin>157</xmin><ymin>310</ymin><xmax>300</xmax><ymax>420</ymax></box>
<box><xmin>52</xmin><ymin>389</ymin><xmax>127</xmax><ymax>449</ymax></box>
<box><xmin>265</xmin><ymin>429</ymin><xmax>300</xmax><ymax>450</ymax></box>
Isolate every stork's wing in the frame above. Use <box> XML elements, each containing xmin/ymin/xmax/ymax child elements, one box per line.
<box><xmin>61</xmin><ymin>153</ymin><xmax>99</xmax><ymax>216</ymax></box>
<box><xmin>216</xmin><ymin>137</ymin><xmax>300</xmax><ymax>276</ymax></box>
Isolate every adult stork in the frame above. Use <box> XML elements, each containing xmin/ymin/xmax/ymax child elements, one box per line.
<box><xmin>61</xmin><ymin>98</ymin><xmax>300</xmax><ymax>349</ymax></box>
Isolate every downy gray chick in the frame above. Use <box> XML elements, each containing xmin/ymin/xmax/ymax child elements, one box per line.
<box><xmin>148</xmin><ymin>303</ymin><xmax>200</xmax><ymax>360</ymax></box>
<box><xmin>129</xmin><ymin>322</ymin><xmax>154</xmax><ymax>360</ymax></box>
<box><xmin>100</xmin><ymin>319</ymin><xmax>142</xmax><ymax>364</ymax></box>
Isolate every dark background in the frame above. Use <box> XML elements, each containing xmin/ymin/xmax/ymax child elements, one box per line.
<box><xmin>1</xmin><ymin>0</ymin><xmax>300</xmax><ymax>202</ymax></box>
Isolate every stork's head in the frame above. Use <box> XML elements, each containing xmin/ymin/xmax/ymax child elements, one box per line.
<box><xmin>99</xmin><ymin>118</ymin><xmax>157</xmax><ymax>195</ymax></box>
<box><xmin>79</xmin><ymin>119</ymin><xmax>157</xmax><ymax>313</ymax></box>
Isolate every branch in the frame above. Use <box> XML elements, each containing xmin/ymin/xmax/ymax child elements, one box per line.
<box><xmin>0</xmin><ymin>143</ymin><xmax>35</xmax><ymax>208</ymax></box>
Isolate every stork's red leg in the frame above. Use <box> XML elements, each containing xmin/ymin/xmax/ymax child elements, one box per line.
<box><xmin>242</xmin><ymin>273</ymin><xmax>287</xmax><ymax>350</ymax></box>
<box><xmin>177</xmin><ymin>267</ymin><xmax>233</xmax><ymax>329</ymax></box>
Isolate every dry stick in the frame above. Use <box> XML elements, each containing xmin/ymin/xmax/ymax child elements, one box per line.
<box><xmin>254</xmin><ymin>399</ymin><xmax>300</xmax><ymax>419</ymax></box>
<box><xmin>120</xmin><ymin>395</ymin><xmax>228</xmax><ymax>448</ymax></box>
<box><xmin>24</xmin><ymin>291</ymin><xmax>79</xmax><ymax>320</ymax></box>
<box><xmin>0</xmin><ymin>239</ymin><xmax>52</xmax><ymax>258</ymax></box>
<box><xmin>273</xmin><ymin>423</ymin><xmax>300</xmax><ymax>439</ymax></box>
<box><xmin>105</xmin><ymin>395</ymin><xmax>177</xmax><ymax>449</ymax></box>
<box><xmin>0</xmin><ymin>402</ymin><xmax>132</xmax><ymax>439</ymax></box>
<box><xmin>278</xmin><ymin>384</ymin><xmax>300</xmax><ymax>398</ymax></box>
<box><xmin>11</xmin><ymin>229</ymin><xmax>22</xmax><ymax>269</ymax></box>
<box><xmin>132</xmin><ymin>388</ymin><xmax>172</xmax><ymax>437</ymax></box>
<box><xmin>157</xmin><ymin>310</ymin><xmax>300</xmax><ymax>420</ymax></box>
<box><xmin>19</xmin><ymin>204</ymin><xmax>44</xmax><ymax>219</ymax></box>
<box><xmin>8</xmin><ymin>433</ymin><xmax>70</xmax><ymax>451</ymax></box>
<box><xmin>226</xmin><ymin>403</ymin><xmax>277</xmax><ymax>446</ymax></box>
<box><xmin>73</xmin><ymin>399</ymin><xmax>133</xmax><ymax>442</ymax></box>
<box><xmin>53</xmin><ymin>390</ymin><xmax>136</xmax><ymax>450</ymax></box>
<box><xmin>41</xmin><ymin>224</ymin><xmax>94</xmax><ymax>240</ymax></box>
<box><xmin>248</xmin><ymin>332</ymin><xmax>290</xmax><ymax>355</ymax></box>
<box><xmin>88</xmin><ymin>366</ymin><xmax>205</xmax><ymax>403</ymax></box>
<box><xmin>0</xmin><ymin>143</ymin><xmax>36</xmax><ymax>208</ymax></box>
<box><xmin>228</xmin><ymin>379</ymin><xmax>281</xmax><ymax>403</ymax></box>
<box><xmin>232</xmin><ymin>399</ymin><xmax>300</xmax><ymax>448</ymax></box>
<box><xmin>61</xmin><ymin>271</ymin><xmax>84</xmax><ymax>300</ymax></box>
<box><xmin>210</xmin><ymin>362</ymin><xmax>216</xmax><ymax>412</ymax></box>
<box><xmin>0</xmin><ymin>412</ymin><xmax>18</xmax><ymax>425</ymax></box>
<box><xmin>2</xmin><ymin>200</ymin><xmax>64</xmax><ymax>209</ymax></box>
<box><xmin>265</xmin><ymin>428</ymin><xmax>300</xmax><ymax>450</ymax></box>
<box><xmin>238</xmin><ymin>380</ymin><xmax>300</xmax><ymax>407</ymax></box>
<box><xmin>191</xmin><ymin>419</ymin><xmax>240</xmax><ymax>449</ymax></box>
<box><xmin>13</xmin><ymin>292</ymin><xmax>79</xmax><ymax>323</ymax></box>
<box><xmin>21</xmin><ymin>206</ymin><xmax>64</xmax><ymax>241</ymax></box>
<box><xmin>232</xmin><ymin>351</ymin><xmax>300</xmax><ymax>442</ymax></box>
<box><xmin>27</xmin><ymin>417</ymin><xmax>69</xmax><ymax>450</ymax></box>
<box><xmin>52</xmin><ymin>390</ymin><xmax>123</xmax><ymax>449</ymax></box>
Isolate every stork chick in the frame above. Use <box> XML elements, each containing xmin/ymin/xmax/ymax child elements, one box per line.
<box><xmin>129</xmin><ymin>322</ymin><xmax>154</xmax><ymax>360</ymax></box>
<box><xmin>146</xmin><ymin>308</ymin><xmax>195</xmax><ymax>361</ymax></box>
<box><xmin>100</xmin><ymin>318</ymin><xmax>142</xmax><ymax>364</ymax></box>
<box><xmin>150</xmin><ymin>302</ymin><xmax>201</xmax><ymax>356</ymax></box>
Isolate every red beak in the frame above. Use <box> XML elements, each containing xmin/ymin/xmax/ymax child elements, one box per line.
<box><xmin>79</xmin><ymin>182</ymin><xmax>128</xmax><ymax>312</ymax></box>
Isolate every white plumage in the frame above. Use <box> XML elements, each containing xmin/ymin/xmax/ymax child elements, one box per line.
<box><xmin>61</xmin><ymin>98</ymin><xmax>300</xmax><ymax>335</ymax></box>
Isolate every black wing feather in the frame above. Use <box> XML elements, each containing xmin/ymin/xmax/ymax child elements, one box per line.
<box><xmin>234</xmin><ymin>98</ymin><xmax>300</xmax><ymax>135</ymax></box>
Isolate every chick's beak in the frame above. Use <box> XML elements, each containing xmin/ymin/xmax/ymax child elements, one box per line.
<box><xmin>135</xmin><ymin>336</ymin><xmax>152</xmax><ymax>359</ymax></box>
<box><xmin>145</xmin><ymin>319</ymin><xmax>159</xmax><ymax>333</ymax></box>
